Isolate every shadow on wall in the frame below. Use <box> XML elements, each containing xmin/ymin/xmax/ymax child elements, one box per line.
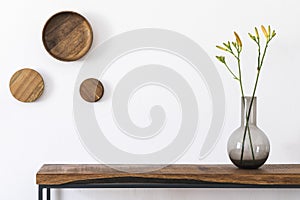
<box><xmin>86</xmin><ymin>12</ymin><xmax>113</xmax><ymax>48</ymax></box>
<box><xmin>35</xmin><ymin>70</ymin><xmax>53</xmax><ymax>103</ymax></box>
<box><xmin>53</xmin><ymin>190</ymin><xmax>62</xmax><ymax>200</ymax></box>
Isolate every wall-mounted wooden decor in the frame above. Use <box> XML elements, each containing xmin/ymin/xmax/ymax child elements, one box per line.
<box><xmin>80</xmin><ymin>78</ymin><xmax>104</xmax><ymax>102</ymax></box>
<box><xmin>9</xmin><ymin>68</ymin><xmax>44</xmax><ymax>102</ymax></box>
<box><xmin>42</xmin><ymin>11</ymin><xmax>93</xmax><ymax>61</ymax></box>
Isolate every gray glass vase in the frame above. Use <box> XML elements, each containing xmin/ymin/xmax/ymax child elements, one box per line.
<box><xmin>227</xmin><ymin>96</ymin><xmax>270</xmax><ymax>169</ymax></box>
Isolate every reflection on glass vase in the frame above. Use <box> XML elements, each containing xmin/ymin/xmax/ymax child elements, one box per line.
<box><xmin>227</xmin><ymin>96</ymin><xmax>270</xmax><ymax>169</ymax></box>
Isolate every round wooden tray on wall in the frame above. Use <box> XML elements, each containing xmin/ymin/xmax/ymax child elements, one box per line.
<box><xmin>42</xmin><ymin>11</ymin><xmax>93</xmax><ymax>61</ymax></box>
<box><xmin>80</xmin><ymin>78</ymin><xmax>104</xmax><ymax>102</ymax></box>
<box><xmin>9</xmin><ymin>68</ymin><xmax>44</xmax><ymax>102</ymax></box>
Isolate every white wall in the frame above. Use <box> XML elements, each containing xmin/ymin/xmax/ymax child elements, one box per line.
<box><xmin>1</xmin><ymin>0</ymin><xmax>300</xmax><ymax>199</ymax></box>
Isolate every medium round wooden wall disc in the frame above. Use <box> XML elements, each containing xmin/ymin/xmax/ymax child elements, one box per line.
<box><xmin>80</xmin><ymin>78</ymin><xmax>104</xmax><ymax>102</ymax></box>
<box><xmin>9</xmin><ymin>68</ymin><xmax>44</xmax><ymax>102</ymax></box>
<box><xmin>42</xmin><ymin>11</ymin><xmax>93</xmax><ymax>61</ymax></box>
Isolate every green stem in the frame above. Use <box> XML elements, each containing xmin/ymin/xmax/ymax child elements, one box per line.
<box><xmin>236</xmin><ymin>51</ymin><xmax>256</xmax><ymax>162</ymax></box>
<box><xmin>240</xmin><ymin>69</ymin><xmax>261</xmax><ymax>162</ymax></box>
<box><xmin>240</xmin><ymin>42</ymin><xmax>269</xmax><ymax>162</ymax></box>
<box><xmin>224</xmin><ymin>62</ymin><xmax>239</xmax><ymax>80</ymax></box>
<box><xmin>259</xmin><ymin>43</ymin><xmax>268</xmax><ymax>69</ymax></box>
<box><xmin>247</xmin><ymin>127</ymin><xmax>255</xmax><ymax>160</ymax></box>
<box><xmin>237</xmin><ymin>53</ymin><xmax>245</xmax><ymax>98</ymax></box>
<box><xmin>247</xmin><ymin>37</ymin><xmax>261</xmax><ymax>160</ymax></box>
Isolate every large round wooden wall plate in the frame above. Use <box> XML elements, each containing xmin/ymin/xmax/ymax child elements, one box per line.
<box><xmin>42</xmin><ymin>11</ymin><xmax>93</xmax><ymax>61</ymax></box>
<box><xmin>9</xmin><ymin>68</ymin><xmax>44</xmax><ymax>102</ymax></box>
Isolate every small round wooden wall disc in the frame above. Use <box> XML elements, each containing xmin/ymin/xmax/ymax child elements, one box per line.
<box><xmin>80</xmin><ymin>78</ymin><xmax>104</xmax><ymax>102</ymax></box>
<box><xmin>10</xmin><ymin>68</ymin><xmax>44</xmax><ymax>102</ymax></box>
<box><xmin>42</xmin><ymin>11</ymin><xmax>93</xmax><ymax>61</ymax></box>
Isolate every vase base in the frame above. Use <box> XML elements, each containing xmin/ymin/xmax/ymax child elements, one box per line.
<box><xmin>230</xmin><ymin>158</ymin><xmax>268</xmax><ymax>169</ymax></box>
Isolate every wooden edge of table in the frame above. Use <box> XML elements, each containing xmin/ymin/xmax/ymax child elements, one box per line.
<box><xmin>36</xmin><ymin>164</ymin><xmax>300</xmax><ymax>186</ymax></box>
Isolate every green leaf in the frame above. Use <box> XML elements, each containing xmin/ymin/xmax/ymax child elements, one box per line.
<box><xmin>248</xmin><ymin>33</ymin><xmax>257</xmax><ymax>42</ymax></box>
<box><xmin>232</xmin><ymin>42</ymin><xmax>237</xmax><ymax>49</ymax></box>
<box><xmin>272</xmin><ymin>30</ymin><xmax>276</xmax><ymax>37</ymax></box>
<box><xmin>216</xmin><ymin>56</ymin><xmax>226</xmax><ymax>64</ymax></box>
<box><xmin>255</xmin><ymin>27</ymin><xmax>259</xmax><ymax>39</ymax></box>
<box><xmin>223</xmin><ymin>42</ymin><xmax>230</xmax><ymax>49</ymax></box>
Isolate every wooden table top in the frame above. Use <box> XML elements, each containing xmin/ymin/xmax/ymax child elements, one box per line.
<box><xmin>36</xmin><ymin>164</ymin><xmax>300</xmax><ymax>186</ymax></box>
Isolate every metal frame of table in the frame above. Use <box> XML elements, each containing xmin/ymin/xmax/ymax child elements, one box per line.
<box><xmin>38</xmin><ymin>182</ymin><xmax>300</xmax><ymax>200</ymax></box>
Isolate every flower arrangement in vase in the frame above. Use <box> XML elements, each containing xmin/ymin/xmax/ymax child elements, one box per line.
<box><xmin>216</xmin><ymin>25</ymin><xmax>276</xmax><ymax>169</ymax></box>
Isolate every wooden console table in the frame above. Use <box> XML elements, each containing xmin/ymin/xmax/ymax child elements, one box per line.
<box><xmin>36</xmin><ymin>164</ymin><xmax>300</xmax><ymax>200</ymax></box>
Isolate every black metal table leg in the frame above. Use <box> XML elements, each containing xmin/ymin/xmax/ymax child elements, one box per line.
<box><xmin>47</xmin><ymin>188</ymin><xmax>51</xmax><ymax>200</ymax></box>
<box><xmin>38</xmin><ymin>185</ymin><xmax>43</xmax><ymax>200</ymax></box>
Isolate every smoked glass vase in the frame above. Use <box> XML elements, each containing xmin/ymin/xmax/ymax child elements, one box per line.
<box><xmin>227</xmin><ymin>96</ymin><xmax>270</xmax><ymax>169</ymax></box>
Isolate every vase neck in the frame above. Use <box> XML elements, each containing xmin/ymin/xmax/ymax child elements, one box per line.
<box><xmin>241</xmin><ymin>96</ymin><xmax>257</xmax><ymax>126</ymax></box>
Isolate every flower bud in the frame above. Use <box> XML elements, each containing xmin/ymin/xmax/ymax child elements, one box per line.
<box><xmin>234</xmin><ymin>32</ymin><xmax>242</xmax><ymax>47</ymax></box>
<box><xmin>216</xmin><ymin>45</ymin><xmax>228</xmax><ymax>51</ymax></box>
<box><xmin>261</xmin><ymin>25</ymin><xmax>269</xmax><ymax>39</ymax></box>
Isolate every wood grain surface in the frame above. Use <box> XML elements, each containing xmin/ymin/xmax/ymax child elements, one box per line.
<box><xmin>10</xmin><ymin>68</ymin><xmax>44</xmax><ymax>102</ymax></box>
<box><xmin>42</xmin><ymin>11</ymin><xmax>93</xmax><ymax>61</ymax></box>
<box><xmin>36</xmin><ymin>164</ymin><xmax>300</xmax><ymax>185</ymax></box>
<box><xmin>80</xmin><ymin>78</ymin><xmax>104</xmax><ymax>102</ymax></box>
